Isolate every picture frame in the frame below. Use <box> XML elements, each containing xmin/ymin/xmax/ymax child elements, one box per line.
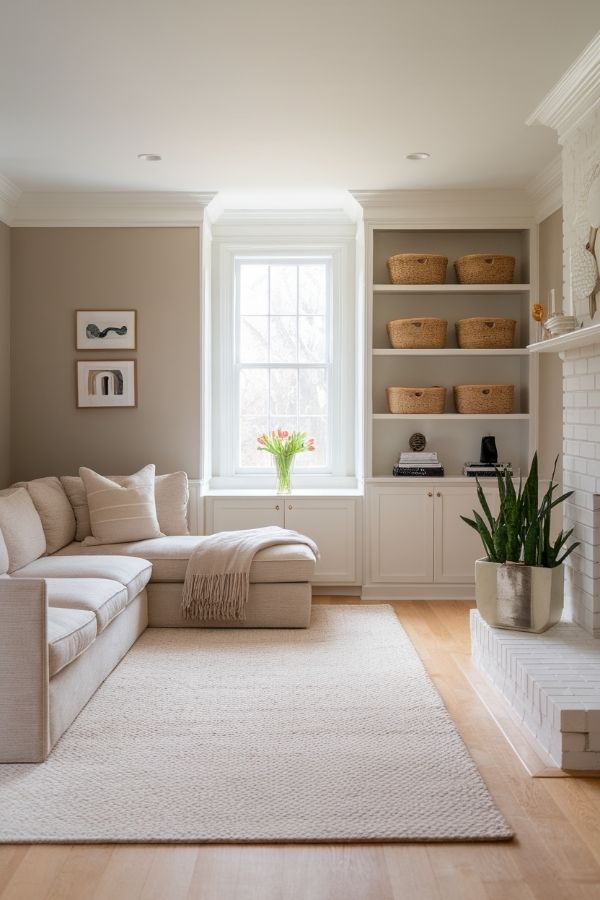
<box><xmin>76</xmin><ymin>309</ymin><xmax>137</xmax><ymax>350</ymax></box>
<box><xmin>77</xmin><ymin>360</ymin><xmax>137</xmax><ymax>408</ymax></box>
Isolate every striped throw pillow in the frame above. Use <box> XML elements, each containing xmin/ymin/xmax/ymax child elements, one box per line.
<box><xmin>80</xmin><ymin>464</ymin><xmax>163</xmax><ymax>546</ymax></box>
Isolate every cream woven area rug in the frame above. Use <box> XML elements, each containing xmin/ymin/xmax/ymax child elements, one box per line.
<box><xmin>0</xmin><ymin>605</ymin><xmax>512</xmax><ymax>842</ymax></box>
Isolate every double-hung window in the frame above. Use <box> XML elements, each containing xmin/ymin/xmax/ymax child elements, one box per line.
<box><xmin>210</xmin><ymin>229</ymin><xmax>356</xmax><ymax>488</ymax></box>
<box><xmin>236</xmin><ymin>257</ymin><xmax>331</xmax><ymax>472</ymax></box>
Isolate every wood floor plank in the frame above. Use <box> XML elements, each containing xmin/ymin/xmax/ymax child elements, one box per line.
<box><xmin>89</xmin><ymin>846</ymin><xmax>156</xmax><ymax>900</ymax></box>
<box><xmin>0</xmin><ymin>846</ymin><xmax>71</xmax><ymax>900</ymax></box>
<box><xmin>45</xmin><ymin>845</ymin><xmax>114</xmax><ymax>900</ymax></box>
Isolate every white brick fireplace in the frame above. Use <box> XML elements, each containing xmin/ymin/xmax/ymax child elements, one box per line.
<box><xmin>471</xmin><ymin>35</ymin><xmax>600</xmax><ymax>770</ymax></box>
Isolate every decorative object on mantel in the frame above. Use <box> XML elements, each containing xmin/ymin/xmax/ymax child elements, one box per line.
<box><xmin>76</xmin><ymin>359</ymin><xmax>137</xmax><ymax>408</ymax></box>
<box><xmin>387</xmin><ymin>317</ymin><xmax>447</xmax><ymax>349</ymax></box>
<box><xmin>543</xmin><ymin>314</ymin><xmax>579</xmax><ymax>338</ymax></box>
<box><xmin>461</xmin><ymin>453</ymin><xmax>579</xmax><ymax>633</ymax></box>
<box><xmin>571</xmin><ymin>230</ymin><xmax>599</xmax><ymax>320</ymax></box>
<box><xmin>256</xmin><ymin>429</ymin><xmax>315</xmax><ymax>494</ymax></box>
<box><xmin>386</xmin><ymin>253</ymin><xmax>448</xmax><ymax>285</ymax></box>
<box><xmin>76</xmin><ymin>310</ymin><xmax>137</xmax><ymax>350</ymax></box>
<box><xmin>455</xmin><ymin>254</ymin><xmax>515</xmax><ymax>284</ymax></box>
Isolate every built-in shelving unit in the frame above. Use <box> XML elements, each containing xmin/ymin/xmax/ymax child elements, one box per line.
<box><xmin>366</xmin><ymin>226</ymin><xmax>538</xmax><ymax>480</ymax></box>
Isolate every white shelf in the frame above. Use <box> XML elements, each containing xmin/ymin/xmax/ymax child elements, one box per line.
<box><xmin>528</xmin><ymin>323</ymin><xmax>600</xmax><ymax>354</ymax></box>
<box><xmin>373</xmin><ymin>413</ymin><xmax>529</xmax><ymax>420</ymax></box>
<box><xmin>373</xmin><ymin>284</ymin><xmax>531</xmax><ymax>294</ymax></box>
<box><xmin>372</xmin><ymin>348</ymin><xmax>528</xmax><ymax>357</ymax></box>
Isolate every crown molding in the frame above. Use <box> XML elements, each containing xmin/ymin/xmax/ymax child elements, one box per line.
<box><xmin>350</xmin><ymin>188</ymin><xmax>535</xmax><ymax>225</ymax></box>
<box><xmin>527</xmin><ymin>32</ymin><xmax>600</xmax><ymax>143</ymax></box>
<box><xmin>10</xmin><ymin>191</ymin><xmax>218</xmax><ymax>227</ymax></box>
<box><xmin>0</xmin><ymin>174</ymin><xmax>22</xmax><ymax>225</ymax></box>
<box><xmin>526</xmin><ymin>153</ymin><xmax>562</xmax><ymax>222</ymax></box>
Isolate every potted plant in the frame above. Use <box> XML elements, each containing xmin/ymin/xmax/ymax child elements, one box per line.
<box><xmin>461</xmin><ymin>453</ymin><xmax>579</xmax><ymax>633</ymax></box>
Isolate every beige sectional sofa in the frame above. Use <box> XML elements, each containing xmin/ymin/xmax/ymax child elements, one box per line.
<box><xmin>0</xmin><ymin>474</ymin><xmax>316</xmax><ymax>763</ymax></box>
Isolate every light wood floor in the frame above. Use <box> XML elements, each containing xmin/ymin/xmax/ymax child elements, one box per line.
<box><xmin>2</xmin><ymin>599</ymin><xmax>600</xmax><ymax>900</ymax></box>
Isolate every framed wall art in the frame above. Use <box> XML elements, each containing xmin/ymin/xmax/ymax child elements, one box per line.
<box><xmin>76</xmin><ymin>309</ymin><xmax>137</xmax><ymax>350</ymax></box>
<box><xmin>77</xmin><ymin>360</ymin><xmax>137</xmax><ymax>408</ymax></box>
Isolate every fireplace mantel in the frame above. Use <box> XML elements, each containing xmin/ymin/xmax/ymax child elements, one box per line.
<box><xmin>528</xmin><ymin>322</ymin><xmax>600</xmax><ymax>354</ymax></box>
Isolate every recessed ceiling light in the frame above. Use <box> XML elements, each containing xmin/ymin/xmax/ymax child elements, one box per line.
<box><xmin>405</xmin><ymin>152</ymin><xmax>431</xmax><ymax>160</ymax></box>
<box><xmin>137</xmin><ymin>153</ymin><xmax>162</xmax><ymax>162</ymax></box>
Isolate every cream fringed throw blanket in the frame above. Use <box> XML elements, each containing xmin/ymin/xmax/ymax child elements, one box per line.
<box><xmin>181</xmin><ymin>526</ymin><xmax>319</xmax><ymax>621</ymax></box>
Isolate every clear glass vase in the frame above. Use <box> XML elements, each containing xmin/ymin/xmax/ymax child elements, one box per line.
<box><xmin>274</xmin><ymin>454</ymin><xmax>295</xmax><ymax>494</ymax></box>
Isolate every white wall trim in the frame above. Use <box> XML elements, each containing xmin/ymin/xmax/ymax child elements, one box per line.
<box><xmin>526</xmin><ymin>32</ymin><xmax>600</xmax><ymax>143</ymax></box>
<box><xmin>350</xmin><ymin>188</ymin><xmax>535</xmax><ymax>224</ymax></box>
<box><xmin>0</xmin><ymin>173</ymin><xmax>22</xmax><ymax>225</ymax></box>
<box><xmin>526</xmin><ymin>154</ymin><xmax>562</xmax><ymax>222</ymax></box>
<box><xmin>9</xmin><ymin>191</ymin><xmax>217</xmax><ymax>227</ymax></box>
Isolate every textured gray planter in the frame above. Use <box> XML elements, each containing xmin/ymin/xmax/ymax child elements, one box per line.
<box><xmin>474</xmin><ymin>559</ymin><xmax>564</xmax><ymax>633</ymax></box>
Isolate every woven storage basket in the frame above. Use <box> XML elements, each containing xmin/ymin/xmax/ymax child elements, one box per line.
<box><xmin>387</xmin><ymin>317</ymin><xmax>448</xmax><ymax>349</ymax></box>
<box><xmin>387</xmin><ymin>386</ymin><xmax>447</xmax><ymax>415</ymax></box>
<box><xmin>455</xmin><ymin>317</ymin><xmax>516</xmax><ymax>349</ymax></box>
<box><xmin>387</xmin><ymin>253</ymin><xmax>448</xmax><ymax>285</ymax></box>
<box><xmin>455</xmin><ymin>254</ymin><xmax>515</xmax><ymax>284</ymax></box>
<box><xmin>453</xmin><ymin>384</ymin><xmax>514</xmax><ymax>414</ymax></box>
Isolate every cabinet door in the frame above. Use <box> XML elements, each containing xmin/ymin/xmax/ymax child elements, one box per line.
<box><xmin>284</xmin><ymin>499</ymin><xmax>358</xmax><ymax>584</ymax></box>
<box><xmin>209</xmin><ymin>498</ymin><xmax>284</xmax><ymax>533</ymax></box>
<box><xmin>433</xmin><ymin>487</ymin><xmax>499</xmax><ymax>583</ymax></box>
<box><xmin>367</xmin><ymin>487</ymin><xmax>434</xmax><ymax>583</ymax></box>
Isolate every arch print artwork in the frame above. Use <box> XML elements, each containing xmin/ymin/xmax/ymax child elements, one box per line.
<box><xmin>77</xmin><ymin>360</ymin><xmax>136</xmax><ymax>407</ymax></box>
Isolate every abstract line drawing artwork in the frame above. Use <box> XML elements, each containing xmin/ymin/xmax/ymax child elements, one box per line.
<box><xmin>77</xmin><ymin>360</ymin><xmax>136</xmax><ymax>407</ymax></box>
<box><xmin>76</xmin><ymin>310</ymin><xmax>136</xmax><ymax>350</ymax></box>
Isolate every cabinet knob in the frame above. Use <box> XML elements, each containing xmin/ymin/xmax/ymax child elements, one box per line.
<box><xmin>275</xmin><ymin>505</ymin><xmax>280</xmax><ymax>511</ymax></box>
<box><xmin>427</xmin><ymin>491</ymin><xmax>433</xmax><ymax>497</ymax></box>
<box><xmin>436</xmin><ymin>492</ymin><xmax>441</xmax><ymax>498</ymax></box>
<box><xmin>288</xmin><ymin>505</ymin><xmax>292</xmax><ymax>510</ymax></box>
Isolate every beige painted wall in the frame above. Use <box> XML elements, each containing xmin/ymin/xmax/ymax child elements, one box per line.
<box><xmin>10</xmin><ymin>227</ymin><xmax>201</xmax><ymax>481</ymax></box>
<box><xmin>538</xmin><ymin>207</ymin><xmax>563</xmax><ymax>482</ymax></box>
<box><xmin>0</xmin><ymin>223</ymin><xmax>10</xmax><ymax>487</ymax></box>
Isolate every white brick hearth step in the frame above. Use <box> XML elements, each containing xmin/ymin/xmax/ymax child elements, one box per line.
<box><xmin>470</xmin><ymin>610</ymin><xmax>600</xmax><ymax>770</ymax></box>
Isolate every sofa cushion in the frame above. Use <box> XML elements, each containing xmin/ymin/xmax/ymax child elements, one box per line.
<box><xmin>80</xmin><ymin>465</ymin><xmax>163</xmax><ymax>546</ymax></box>
<box><xmin>13</xmin><ymin>555</ymin><xmax>152</xmax><ymax>602</ymax></box>
<box><xmin>13</xmin><ymin>477</ymin><xmax>76</xmax><ymax>554</ymax></box>
<box><xmin>47</xmin><ymin>607</ymin><xmax>97</xmax><ymax>677</ymax></box>
<box><xmin>0</xmin><ymin>488</ymin><xmax>47</xmax><ymax>573</ymax></box>
<box><xmin>55</xmin><ymin>536</ymin><xmax>316</xmax><ymax>584</ymax></box>
<box><xmin>0</xmin><ymin>529</ymin><xmax>8</xmax><ymax>575</ymax></box>
<box><xmin>61</xmin><ymin>471</ymin><xmax>189</xmax><ymax>541</ymax></box>
<box><xmin>46</xmin><ymin>578</ymin><xmax>130</xmax><ymax>633</ymax></box>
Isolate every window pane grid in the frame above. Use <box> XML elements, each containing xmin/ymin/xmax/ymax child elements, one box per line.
<box><xmin>235</xmin><ymin>257</ymin><xmax>332</xmax><ymax>472</ymax></box>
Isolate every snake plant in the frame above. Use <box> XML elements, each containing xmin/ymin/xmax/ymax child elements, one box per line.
<box><xmin>461</xmin><ymin>453</ymin><xmax>579</xmax><ymax>568</ymax></box>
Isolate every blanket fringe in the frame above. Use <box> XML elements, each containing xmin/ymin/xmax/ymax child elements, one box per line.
<box><xmin>181</xmin><ymin>572</ymin><xmax>249</xmax><ymax>621</ymax></box>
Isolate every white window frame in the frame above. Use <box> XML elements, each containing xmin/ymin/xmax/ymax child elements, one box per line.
<box><xmin>210</xmin><ymin>228</ymin><xmax>356</xmax><ymax>490</ymax></box>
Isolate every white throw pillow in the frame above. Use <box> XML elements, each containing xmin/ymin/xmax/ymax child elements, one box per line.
<box><xmin>0</xmin><ymin>488</ymin><xmax>47</xmax><ymax>573</ymax></box>
<box><xmin>0</xmin><ymin>528</ymin><xmax>9</xmax><ymax>575</ymax></box>
<box><xmin>61</xmin><ymin>470</ymin><xmax>189</xmax><ymax>539</ymax></box>
<box><xmin>80</xmin><ymin>464</ymin><xmax>164</xmax><ymax>546</ymax></box>
<box><xmin>13</xmin><ymin>476</ymin><xmax>76</xmax><ymax>554</ymax></box>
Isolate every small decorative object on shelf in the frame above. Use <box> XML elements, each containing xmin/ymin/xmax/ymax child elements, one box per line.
<box><xmin>461</xmin><ymin>453</ymin><xmax>579</xmax><ymax>633</ymax></box>
<box><xmin>455</xmin><ymin>254</ymin><xmax>515</xmax><ymax>284</ymax></box>
<box><xmin>463</xmin><ymin>462</ymin><xmax>513</xmax><ymax>478</ymax></box>
<box><xmin>387</xmin><ymin>317</ymin><xmax>447</xmax><ymax>349</ymax></box>
<box><xmin>409</xmin><ymin>432</ymin><xmax>427</xmax><ymax>452</ymax></box>
<box><xmin>480</xmin><ymin>435</ymin><xmax>498</xmax><ymax>465</ymax></box>
<box><xmin>387</xmin><ymin>386</ymin><xmax>447</xmax><ymax>414</ymax></box>
<box><xmin>453</xmin><ymin>384</ymin><xmax>514</xmax><ymax>415</ymax></box>
<box><xmin>256</xmin><ymin>429</ymin><xmax>315</xmax><ymax>494</ymax></box>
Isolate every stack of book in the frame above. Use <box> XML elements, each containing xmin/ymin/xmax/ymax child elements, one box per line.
<box><xmin>463</xmin><ymin>462</ymin><xmax>514</xmax><ymax>478</ymax></box>
<box><xmin>393</xmin><ymin>452</ymin><xmax>444</xmax><ymax>477</ymax></box>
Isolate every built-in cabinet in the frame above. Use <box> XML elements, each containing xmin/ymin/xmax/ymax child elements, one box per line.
<box><xmin>205</xmin><ymin>496</ymin><xmax>361</xmax><ymax>586</ymax></box>
<box><xmin>365</xmin><ymin>482</ymin><xmax>500</xmax><ymax>598</ymax></box>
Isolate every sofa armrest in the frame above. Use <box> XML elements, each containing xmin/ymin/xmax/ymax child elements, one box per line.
<box><xmin>0</xmin><ymin>578</ymin><xmax>49</xmax><ymax>762</ymax></box>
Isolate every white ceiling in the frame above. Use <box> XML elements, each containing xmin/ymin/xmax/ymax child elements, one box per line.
<box><xmin>1</xmin><ymin>0</ymin><xmax>599</xmax><ymax>195</ymax></box>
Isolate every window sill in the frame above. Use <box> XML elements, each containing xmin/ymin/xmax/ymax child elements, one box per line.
<box><xmin>203</xmin><ymin>475</ymin><xmax>362</xmax><ymax>497</ymax></box>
